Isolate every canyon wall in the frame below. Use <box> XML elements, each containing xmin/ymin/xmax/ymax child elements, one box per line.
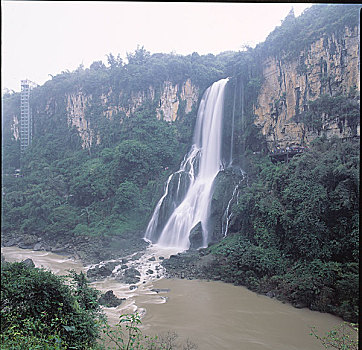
<box><xmin>254</xmin><ymin>25</ymin><xmax>360</xmax><ymax>149</ymax></box>
<box><xmin>65</xmin><ymin>79</ymin><xmax>199</xmax><ymax>148</ymax></box>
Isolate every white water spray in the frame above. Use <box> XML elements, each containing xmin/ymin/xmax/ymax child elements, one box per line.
<box><xmin>144</xmin><ymin>78</ymin><xmax>229</xmax><ymax>250</ymax></box>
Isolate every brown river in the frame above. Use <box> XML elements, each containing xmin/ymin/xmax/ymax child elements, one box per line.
<box><xmin>2</xmin><ymin>246</ymin><xmax>345</xmax><ymax>349</ymax></box>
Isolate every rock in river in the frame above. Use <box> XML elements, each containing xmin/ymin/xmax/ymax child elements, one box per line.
<box><xmin>98</xmin><ymin>290</ymin><xmax>125</xmax><ymax>308</ymax></box>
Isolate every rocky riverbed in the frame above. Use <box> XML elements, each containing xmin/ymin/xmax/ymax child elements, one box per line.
<box><xmin>1</xmin><ymin>232</ymin><xmax>148</xmax><ymax>264</ymax></box>
<box><xmin>1</xmin><ymin>245</ymin><xmax>347</xmax><ymax>350</ymax></box>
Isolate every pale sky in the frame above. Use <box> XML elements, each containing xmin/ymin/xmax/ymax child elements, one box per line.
<box><xmin>1</xmin><ymin>1</ymin><xmax>312</xmax><ymax>93</ymax></box>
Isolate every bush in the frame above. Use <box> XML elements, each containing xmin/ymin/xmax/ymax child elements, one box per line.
<box><xmin>1</xmin><ymin>262</ymin><xmax>103</xmax><ymax>349</ymax></box>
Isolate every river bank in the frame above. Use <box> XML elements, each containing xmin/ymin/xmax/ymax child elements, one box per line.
<box><xmin>1</xmin><ymin>245</ymin><xmax>346</xmax><ymax>350</ymax></box>
<box><xmin>1</xmin><ymin>231</ymin><xmax>148</xmax><ymax>264</ymax></box>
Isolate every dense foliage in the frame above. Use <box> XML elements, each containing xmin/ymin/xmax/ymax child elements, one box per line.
<box><xmin>1</xmin><ymin>105</ymin><xmax>193</xmax><ymax>243</ymax></box>
<box><xmin>0</xmin><ymin>262</ymin><xmax>197</xmax><ymax>349</ymax></box>
<box><xmin>1</xmin><ymin>45</ymin><xmax>236</xmax><ymax>249</ymax></box>
<box><xmin>310</xmin><ymin>322</ymin><xmax>358</xmax><ymax>350</ymax></box>
<box><xmin>208</xmin><ymin>137</ymin><xmax>359</xmax><ymax>322</ymax></box>
<box><xmin>254</xmin><ymin>4</ymin><xmax>361</xmax><ymax>61</ymax></box>
<box><xmin>1</xmin><ymin>262</ymin><xmax>102</xmax><ymax>349</ymax></box>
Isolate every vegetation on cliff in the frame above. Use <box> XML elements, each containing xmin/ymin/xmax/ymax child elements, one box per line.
<box><xmin>2</xmin><ymin>46</ymin><xmax>235</xmax><ymax>255</ymax></box>
<box><xmin>254</xmin><ymin>4</ymin><xmax>361</xmax><ymax>61</ymax></box>
<box><xmin>164</xmin><ymin>137</ymin><xmax>359</xmax><ymax>322</ymax></box>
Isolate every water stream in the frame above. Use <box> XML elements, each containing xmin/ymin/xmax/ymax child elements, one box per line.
<box><xmin>2</xmin><ymin>246</ymin><xmax>344</xmax><ymax>350</ymax></box>
<box><xmin>145</xmin><ymin>78</ymin><xmax>229</xmax><ymax>250</ymax></box>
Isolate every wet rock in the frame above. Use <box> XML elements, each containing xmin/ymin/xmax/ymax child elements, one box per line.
<box><xmin>148</xmin><ymin>256</ymin><xmax>156</xmax><ymax>261</ymax></box>
<box><xmin>189</xmin><ymin>222</ymin><xmax>203</xmax><ymax>250</ymax></box>
<box><xmin>130</xmin><ymin>252</ymin><xmax>144</xmax><ymax>261</ymax></box>
<box><xmin>126</xmin><ymin>267</ymin><xmax>141</xmax><ymax>277</ymax></box>
<box><xmin>87</xmin><ymin>261</ymin><xmax>118</xmax><ymax>280</ymax></box>
<box><xmin>159</xmin><ymin>256</ymin><xmax>165</xmax><ymax>260</ymax></box>
<box><xmin>117</xmin><ymin>267</ymin><xmax>141</xmax><ymax>284</ymax></box>
<box><xmin>33</xmin><ymin>243</ymin><xmax>43</xmax><ymax>251</ymax></box>
<box><xmin>147</xmin><ymin>269</ymin><xmax>154</xmax><ymax>274</ymax></box>
<box><xmin>3</xmin><ymin>238</ymin><xmax>18</xmax><ymax>247</ymax></box>
<box><xmin>18</xmin><ymin>235</ymin><xmax>38</xmax><ymax>249</ymax></box>
<box><xmin>295</xmin><ymin>302</ymin><xmax>307</xmax><ymax>309</ymax></box>
<box><xmin>21</xmin><ymin>258</ymin><xmax>35</xmax><ymax>268</ymax></box>
<box><xmin>51</xmin><ymin>244</ymin><xmax>71</xmax><ymax>254</ymax></box>
<box><xmin>98</xmin><ymin>290</ymin><xmax>125</xmax><ymax>308</ymax></box>
<box><xmin>208</xmin><ymin>168</ymin><xmax>245</xmax><ymax>243</ymax></box>
<box><xmin>104</xmin><ymin>261</ymin><xmax>118</xmax><ymax>271</ymax></box>
<box><xmin>266</xmin><ymin>291</ymin><xmax>275</xmax><ymax>298</ymax></box>
<box><xmin>151</xmin><ymin>288</ymin><xmax>170</xmax><ymax>294</ymax></box>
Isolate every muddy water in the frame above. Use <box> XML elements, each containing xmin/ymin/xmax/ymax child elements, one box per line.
<box><xmin>2</xmin><ymin>246</ymin><xmax>344</xmax><ymax>349</ymax></box>
<box><xmin>1</xmin><ymin>247</ymin><xmax>84</xmax><ymax>275</ymax></box>
<box><xmin>139</xmin><ymin>279</ymin><xmax>343</xmax><ymax>350</ymax></box>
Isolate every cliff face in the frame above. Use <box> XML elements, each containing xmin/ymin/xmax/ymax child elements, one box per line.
<box><xmin>66</xmin><ymin>92</ymin><xmax>95</xmax><ymax>148</ymax></box>
<box><xmin>254</xmin><ymin>25</ymin><xmax>360</xmax><ymax>149</ymax></box>
<box><xmin>156</xmin><ymin>79</ymin><xmax>199</xmax><ymax>122</ymax></box>
<box><xmin>65</xmin><ymin>78</ymin><xmax>199</xmax><ymax>148</ymax></box>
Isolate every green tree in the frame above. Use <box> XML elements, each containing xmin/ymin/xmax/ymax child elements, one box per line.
<box><xmin>1</xmin><ymin>262</ymin><xmax>103</xmax><ymax>349</ymax></box>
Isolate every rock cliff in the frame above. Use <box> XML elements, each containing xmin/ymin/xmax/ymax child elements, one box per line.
<box><xmin>65</xmin><ymin>79</ymin><xmax>199</xmax><ymax>148</ymax></box>
<box><xmin>66</xmin><ymin>92</ymin><xmax>95</xmax><ymax>148</ymax></box>
<box><xmin>254</xmin><ymin>25</ymin><xmax>360</xmax><ymax>149</ymax></box>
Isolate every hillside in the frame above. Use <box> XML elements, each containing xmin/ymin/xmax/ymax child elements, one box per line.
<box><xmin>1</xmin><ymin>4</ymin><xmax>360</xmax><ymax>321</ymax></box>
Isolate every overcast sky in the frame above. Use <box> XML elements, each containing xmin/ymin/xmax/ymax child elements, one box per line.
<box><xmin>1</xmin><ymin>1</ymin><xmax>312</xmax><ymax>93</ymax></box>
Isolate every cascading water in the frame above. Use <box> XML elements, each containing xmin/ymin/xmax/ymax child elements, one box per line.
<box><xmin>221</xmin><ymin>171</ymin><xmax>245</xmax><ymax>238</ymax></box>
<box><xmin>144</xmin><ymin>78</ymin><xmax>229</xmax><ymax>250</ymax></box>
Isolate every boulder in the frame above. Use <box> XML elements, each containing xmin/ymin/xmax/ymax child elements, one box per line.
<box><xmin>33</xmin><ymin>243</ymin><xmax>43</xmax><ymax>251</ymax></box>
<box><xmin>51</xmin><ymin>243</ymin><xmax>72</xmax><ymax>254</ymax></box>
<box><xmin>266</xmin><ymin>291</ymin><xmax>275</xmax><ymax>298</ymax></box>
<box><xmin>21</xmin><ymin>258</ymin><xmax>35</xmax><ymax>268</ymax></box>
<box><xmin>189</xmin><ymin>222</ymin><xmax>203</xmax><ymax>250</ymax></box>
<box><xmin>148</xmin><ymin>256</ymin><xmax>156</xmax><ymax>261</ymax></box>
<box><xmin>130</xmin><ymin>252</ymin><xmax>144</xmax><ymax>261</ymax></box>
<box><xmin>3</xmin><ymin>238</ymin><xmax>18</xmax><ymax>247</ymax></box>
<box><xmin>87</xmin><ymin>261</ymin><xmax>118</xmax><ymax>280</ymax></box>
<box><xmin>18</xmin><ymin>235</ymin><xmax>38</xmax><ymax>249</ymax></box>
<box><xmin>294</xmin><ymin>302</ymin><xmax>307</xmax><ymax>309</ymax></box>
<box><xmin>151</xmin><ymin>288</ymin><xmax>170</xmax><ymax>294</ymax></box>
<box><xmin>117</xmin><ymin>267</ymin><xmax>141</xmax><ymax>284</ymax></box>
<box><xmin>98</xmin><ymin>290</ymin><xmax>125</xmax><ymax>308</ymax></box>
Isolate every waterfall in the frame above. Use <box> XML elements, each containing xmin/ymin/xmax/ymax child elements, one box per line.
<box><xmin>229</xmin><ymin>79</ymin><xmax>237</xmax><ymax>166</ymax></box>
<box><xmin>144</xmin><ymin>78</ymin><xmax>229</xmax><ymax>250</ymax></box>
<box><xmin>221</xmin><ymin>172</ymin><xmax>245</xmax><ymax>238</ymax></box>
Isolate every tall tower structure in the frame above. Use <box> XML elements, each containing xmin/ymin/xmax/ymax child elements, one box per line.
<box><xmin>20</xmin><ymin>79</ymin><xmax>38</xmax><ymax>152</ymax></box>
